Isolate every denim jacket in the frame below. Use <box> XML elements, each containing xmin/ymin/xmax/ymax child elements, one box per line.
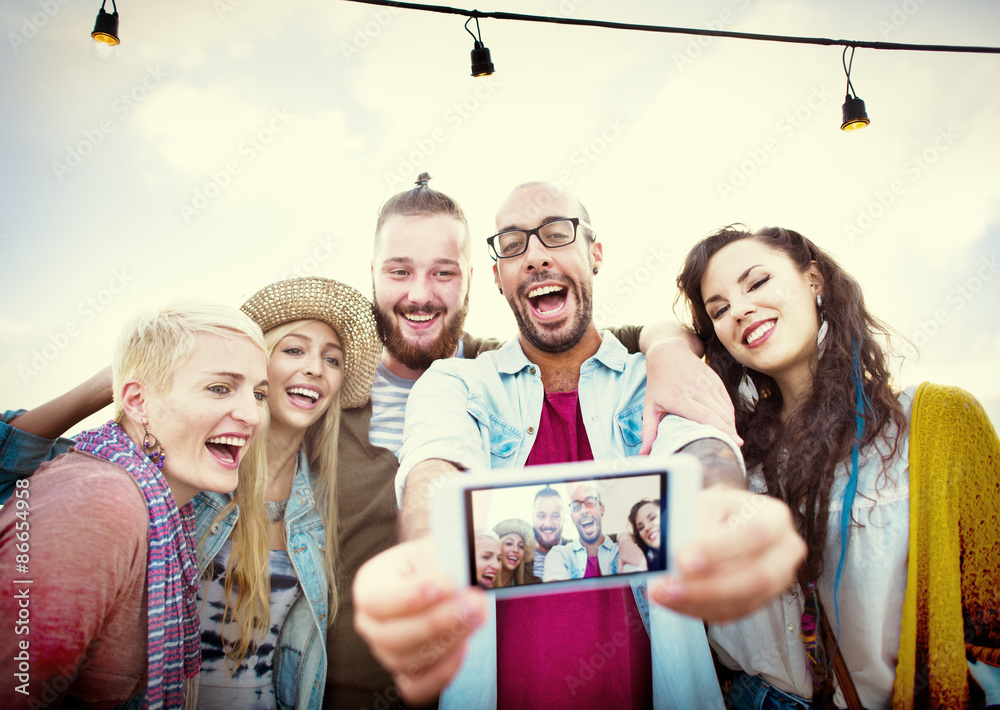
<box><xmin>543</xmin><ymin>536</ymin><xmax>619</xmax><ymax>581</ymax></box>
<box><xmin>0</xmin><ymin>410</ymin><xmax>74</xmax><ymax>501</ymax></box>
<box><xmin>396</xmin><ymin>333</ymin><xmax>741</xmax><ymax>710</ymax></box>
<box><xmin>0</xmin><ymin>416</ymin><xmax>328</xmax><ymax>710</ymax></box>
<box><xmin>193</xmin><ymin>448</ymin><xmax>328</xmax><ymax>710</ymax></box>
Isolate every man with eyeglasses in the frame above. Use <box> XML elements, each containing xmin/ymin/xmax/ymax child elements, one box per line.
<box><xmin>354</xmin><ymin>180</ymin><xmax>805</xmax><ymax>710</ymax></box>
<box><xmin>543</xmin><ymin>482</ymin><xmax>616</xmax><ymax>582</ymax></box>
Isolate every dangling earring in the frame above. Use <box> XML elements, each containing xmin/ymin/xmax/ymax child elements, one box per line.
<box><xmin>142</xmin><ymin>423</ymin><xmax>166</xmax><ymax>469</ymax></box>
<box><xmin>738</xmin><ymin>367</ymin><xmax>759</xmax><ymax>407</ymax></box>
<box><xmin>592</xmin><ymin>267</ymin><xmax>599</xmax><ymax>275</ymax></box>
<box><xmin>816</xmin><ymin>293</ymin><xmax>829</xmax><ymax>359</ymax></box>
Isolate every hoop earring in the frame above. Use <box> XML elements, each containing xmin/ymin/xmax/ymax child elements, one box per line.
<box><xmin>738</xmin><ymin>367</ymin><xmax>759</xmax><ymax>407</ymax></box>
<box><xmin>816</xmin><ymin>293</ymin><xmax>830</xmax><ymax>359</ymax></box>
<box><xmin>142</xmin><ymin>424</ymin><xmax>166</xmax><ymax>469</ymax></box>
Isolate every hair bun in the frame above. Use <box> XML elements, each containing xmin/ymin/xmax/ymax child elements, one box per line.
<box><xmin>415</xmin><ymin>172</ymin><xmax>432</xmax><ymax>189</ymax></box>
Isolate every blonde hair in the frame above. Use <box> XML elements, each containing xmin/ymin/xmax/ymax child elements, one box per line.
<box><xmin>210</xmin><ymin>318</ymin><xmax>346</xmax><ymax>668</ymax></box>
<box><xmin>498</xmin><ymin>532</ymin><xmax>529</xmax><ymax>586</ymax></box>
<box><xmin>266</xmin><ymin>320</ymin><xmax>344</xmax><ymax>623</ymax></box>
<box><xmin>112</xmin><ymin>301</ymin><xmax>266</xmax><ymax>424</ymax></box>
<box><xmin>110</xmin><ymin>301</ymin><xmax>271</xmax><ymax>667</ymax></box>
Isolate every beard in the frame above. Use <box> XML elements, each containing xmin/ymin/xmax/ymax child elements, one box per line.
<box><xmin>508</xmin><ymin>270</ymin><xmax>593</xmax><ymax>354</ymax></box>
<box><xmin>534</xmin><ymin>528</ymin><xmax>561</xmax><ymax>552</ymax></box>
<box><xmin>373</xmin><ymin>291</ymin><xmax>469</xmax><ymax>372</ymax></box>
<box><xmin>576</xmin><ymin>514</ymin><xmax>602</xmax><ymax>544</ymax></box>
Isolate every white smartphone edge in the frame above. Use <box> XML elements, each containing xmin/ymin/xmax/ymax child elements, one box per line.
<box><xmin>429</xmin><ymin>453</ymin><xmax>703</xmax><ymax>599</ymax></box>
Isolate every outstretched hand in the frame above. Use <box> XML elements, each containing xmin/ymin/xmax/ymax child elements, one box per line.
<box><xmin>649</xmin><ymin>486</ymin><xmax>804</xmax><ymax>623</ymax></box>
<box><xmin>354</xmin><ymin>538</ymin><xmax>487</xmax><ymax>706</ymax></box>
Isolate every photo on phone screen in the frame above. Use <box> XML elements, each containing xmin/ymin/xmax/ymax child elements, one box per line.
<box><xmin>464</xmin><ymin>471</ymin><xmax>667</xmax><ymax>591</ymax></box>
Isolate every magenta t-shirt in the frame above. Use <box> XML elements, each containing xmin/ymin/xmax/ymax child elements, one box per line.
<box><xmin>497</xmin><ymin>390</ymin><xmax>652</xmax><ymax>710</ymax></box>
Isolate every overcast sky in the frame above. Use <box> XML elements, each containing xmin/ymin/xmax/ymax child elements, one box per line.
<box><xmin>2</xmin><ymin>0</ymin><xmax>998</xmax><ymax>432</ymax></box>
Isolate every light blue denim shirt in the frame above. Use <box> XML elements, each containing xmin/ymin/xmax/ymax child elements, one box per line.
<box><xmin>543</xmin><ymin>536</ymin><xmax>619</xmax><ymax>581</ymax></box>
<box><xmin>0</xmin><ymin>419</ymin><xmax>328</xmax><ymax>710</ymax></box>
<box><xmin>193</xmin><ymin>448</ymin><xmax>328</xmax><ymax>710</ymax></box>
<box><xmin>396</xmin><ymin>332</ymin><xmax>741</xmax><ymax>710</ymax></box>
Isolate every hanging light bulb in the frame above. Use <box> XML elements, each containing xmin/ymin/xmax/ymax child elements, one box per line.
<box><xmin>840</xmin><ymin>46</ymin><xmax>870</xmax><ymax>131</ymax></box>
<box><xmin>465</xmin><ymin>17</ymin><xmax>495</xmax><ymax>77</ymax></box>
<box><xmin>841</xmin><ymin>96</ymin><xmax>870</xmax><ymax>131</ymax></box>
<box><xmin>91</xmin><ymin>0</ymin><xmax>120</xmax><ymax>63</ymax></box>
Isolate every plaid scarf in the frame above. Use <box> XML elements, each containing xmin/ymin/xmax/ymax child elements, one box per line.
<box><xmin>74</xmin><ymin>421</ymin><xmax>200</xmax><ymax>710</ymax></box>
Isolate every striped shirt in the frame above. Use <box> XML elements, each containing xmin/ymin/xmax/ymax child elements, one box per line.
<box><xmin>369</xmin><ymin>340</ymin><xmax>464</xmax><ymax>455</ymax></box>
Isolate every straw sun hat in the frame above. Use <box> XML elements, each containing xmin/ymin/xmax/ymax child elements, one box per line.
<box><xmin>493</xmin><ymin>518</ymin><xmax>536</xmax><ymax>561</ymax></box>
<box><xmin>241</xmin><ymin>277</ymin><xmax>382</xmax><ymax>409</ymax></box>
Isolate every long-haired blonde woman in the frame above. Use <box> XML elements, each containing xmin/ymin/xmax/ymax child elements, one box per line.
<box><xmin>195</xmin><ymin>277</ymin><xmax>380</xmax><ymax>708</ymax></box>
<box><xmin>492</xmin><ymin>518</ymin><xmax>541</xmax><ymax>588</ymax></box>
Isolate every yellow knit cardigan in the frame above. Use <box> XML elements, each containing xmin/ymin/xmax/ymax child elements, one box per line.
<box><xmin>893</xmin><ymin>382</ymin><xmax>1000</xmax><ymax>709</ymax></box>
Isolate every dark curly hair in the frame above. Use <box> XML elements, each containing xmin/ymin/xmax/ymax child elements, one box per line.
<box><xmin>675</xmin><ymin>225</ymin><xmax>906</xmax><ymax>586</ymax></box>
<box><xmin>676</xmin><ymin>225</ymin><xmax>907</xmax><ymax>704</ymax></box>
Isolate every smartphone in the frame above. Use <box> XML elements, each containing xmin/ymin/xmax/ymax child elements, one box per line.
<box><xmin>430</xmin><ymin>454</ymin><xmax>701</xmax><ymax>598</ymax></box>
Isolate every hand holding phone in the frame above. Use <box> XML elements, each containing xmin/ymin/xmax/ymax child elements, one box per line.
<box><xmin>430</xmin><ymin>454</ymin><xmax>702</xmax><ymax>598</ymax></box>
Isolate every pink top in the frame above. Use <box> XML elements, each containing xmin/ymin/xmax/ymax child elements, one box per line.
<box><xmin>0</xmin><ymin>451</ymin><xmax>148</xmax><ymax>708</ymax></box>
<box><xmin>497</xmin><ymin>390</ymin><xmax>652</xmax><ymax>709</ymax></box>
<box><xmin>525</xmin><ymin>390</ymin><xmax>594</xmax><ymax>466</ymax></box>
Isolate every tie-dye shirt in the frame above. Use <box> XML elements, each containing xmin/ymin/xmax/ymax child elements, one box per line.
<box><xmin>196</xmin><ymin>539</ymin><xmax>302</xmax><ymax>709</ymax></box>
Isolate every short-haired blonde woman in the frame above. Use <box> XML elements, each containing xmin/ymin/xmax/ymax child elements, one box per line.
<box><xmin>0</xmin><ymin>278</ymin><xmax>382</xmax><ymax>710</ymax></box>
<box><xmin>0</xmin><ymin>302</ymin><xmax>270</xmax><ymax>710</ymax></box>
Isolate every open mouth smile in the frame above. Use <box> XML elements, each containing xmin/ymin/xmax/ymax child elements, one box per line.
<box><xmin>287</xmin><ymin>386</ymin><xmax>323</xmax><ymax>408</ymax></box>
<box><xmin>526</xmin><ymin>283</ymin><xmax>568</xmax><ymax>318</ymax></box>
<box><xmin>743</xmin><ymin>319</ymin><xmax>776</xmax><ymax>347</ymax></box>
<box><xmin>205</xmin><ymin>434</ymin><xmax>249</xmax><ymax>468</ymax></box>
<box><xmin>398</xmin><ymin>308</ymin><xmax>443</xmax><ymax>330</ymax></box>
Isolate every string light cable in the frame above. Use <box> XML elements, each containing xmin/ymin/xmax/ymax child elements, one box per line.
<box><xmin>342</xmin><ymin>0</ymin><xmax>1000</xmax><ymax>55</ymax></box>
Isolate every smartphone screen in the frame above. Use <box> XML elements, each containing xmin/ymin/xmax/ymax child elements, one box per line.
<box><xmin>463</xmin><ymin>471</ymin><xmax>667</xmax><ymax>591</ymax></box>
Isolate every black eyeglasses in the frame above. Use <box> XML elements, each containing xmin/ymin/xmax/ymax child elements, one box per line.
<box><xmin>569</xmin><ymin>496</ymin><xmax>600</xmax><ymax>513</ymax></box>
<box><xmin>487</xmin><ymin>217</ymin><xmax>592</xmax><ymax>261</ymax></box>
